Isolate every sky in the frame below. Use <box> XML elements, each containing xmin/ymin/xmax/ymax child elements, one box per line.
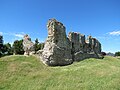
<box><xmin>0</xmin><ymin>0</ymin><xmax>120</xmax><ymax>53</ymax></box>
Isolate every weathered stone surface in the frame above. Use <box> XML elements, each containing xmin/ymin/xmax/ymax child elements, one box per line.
<box><xmin>41</xmin><ymin>19</ymin><xmax>73</xmax><ymax>66</ymax></box>
<box><xmin>68</xmin><ymin>32</ymin><xmax>102</xmax><ymax>61</ymax></box>
<box><xmin>23</xmin><ymin>34</ymin><xmax>35</xmax><ymax>55</ymax></box>
<box><xmin>40</xmin><ymin>18</ymin><xmax>102</xmax><ymax>66</ymax></box>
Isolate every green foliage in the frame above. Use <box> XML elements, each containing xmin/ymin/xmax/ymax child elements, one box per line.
<box><xmin>12</xmin><ymin>40</ymin><xmax>24</xmax><ymax>55</ymax></box>
<box><xmin>0</xmin><ymin>56</ymin><xmax>120</xmax><ymax>90</ymax></box>
<box><xmin>34</xmin><ymin>38</ymin><xmax>44</xmax><ymax>52</ymax></box>
<box><xmin>0</xmin><ymin>35</ymin><xmax>13</xmax><ymax>56</ymax></box>
<box><xmin>0</xmin><ymin>35</ymin><xmax>3</xmax><ymax>44</ymax></box>
<box><xmin>3</xmin><ymin>43</ymin><xmax>13</xmax><ymax>55</ymax></box>
<box><xmin>0</xmin><ymin>44</ymin><xmax>4</xmax><ymax>57</ymax></box>
<box><xmin>39</xmin><ymin>43</ymin><xmax>44</xmax><ymax>50</ymax></box>
<box><xmin>34</xmin><ymin>38</ymin><xmax>40</xmax><ymax>52</ymax></box>
<box><xmin>0</xmin><ymin>35</ymin><xmax>4</xmax><ymax>57</ymax></box>
<box><xmin>115</xmin><ymin>51</ymin><xmax>120</xmax><ymax>56</ymax></box>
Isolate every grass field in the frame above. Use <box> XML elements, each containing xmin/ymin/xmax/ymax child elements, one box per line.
<box><xmin>0</xmin><ymin>55</ymin><xmax>120</xmax><ymax>90</ymax></box>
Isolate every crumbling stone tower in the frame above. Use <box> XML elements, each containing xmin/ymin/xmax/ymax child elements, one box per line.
<box><xmin>23</xmin><ymin>34</ymin><xmax>35</xmax><ymax>55</ymax></box>
<box><xmin>40</xmin><ymin>19</ymin><xmax>102</xmax><ymax>66</ymax></box>
<box><xmin>42</xmin><ymin>19</ymin><xmax>73</xmax><ymax>66</ymax></box>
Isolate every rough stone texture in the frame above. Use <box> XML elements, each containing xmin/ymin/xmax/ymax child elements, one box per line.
<box><xmin>23</xmin><ymin>34</ymin><xmax>35</xmax><ymax>55</ymax></box>
<box><xmin>68</xmin><ymin>32</ymin><xmax>102</xmax><ymax>61</ymax></box>
<box><xmin>40</xmin><ymin>18</ymin><xmax>102</xmax><ymax>66</ymax></box>
<box><xmin>41</xmin><ymin>19</ymin><xmax>73</xmax><ymax>66</ymax></box>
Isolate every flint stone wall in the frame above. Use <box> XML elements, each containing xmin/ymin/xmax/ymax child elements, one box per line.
<box><xmin>41</xmin><ymin>19</ymin><xmax>73</xmax><ymax>66</ymax></box>
<box><xmin>23</xmin><ymin>35</ymin><xmax>35</xmax><ymax>55</ymax></box>
<box><xmin>40</xmin><ymin>19</ymin><xmax>102</xmax><ymax>66</ymax></box>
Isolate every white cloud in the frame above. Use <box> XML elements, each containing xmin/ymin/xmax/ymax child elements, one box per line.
<box><xmin>109</xmin><ymin>31</ymin><xmax>120</xmax><ymax>36</ymax></box>
<box><xmin>14</xmin><ymin>34</ymin><xmax>24</xmax><ymax>38</ymax></box>
<box><xmin>2</xmin><ymin>32</ymin><xmax>25</xmax><ymax>38</ymax></box>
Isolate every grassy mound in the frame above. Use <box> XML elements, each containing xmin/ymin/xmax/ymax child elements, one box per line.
<box><xmin>0</xmin><ymin>55</ymin><xmax>120</xmax><ymax>90</ymax></box>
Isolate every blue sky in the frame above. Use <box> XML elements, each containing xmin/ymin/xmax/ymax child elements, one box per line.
<box><xmin>0</xmin><ymin>0</ymin><xmax>120</xmax><ymax>53</ymax></box>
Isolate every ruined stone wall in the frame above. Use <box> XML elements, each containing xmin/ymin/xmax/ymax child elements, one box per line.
<box><xmin>42</xmin><ymin>19</ymin><xmax>73</xmax><ymax>66</ymax></box>
<box><xmin>40</xmin><ymin>19</ymin><xmax>102</xmax><ymax>66</ymax></box>
<box><xmin>23</xmin><ymin>34</ymin><xmax>35</xmax><ymax>55</ymax></box>
<box><xmin>68</xmin><ymin>32</ymin><xmax>102</xmax><ymax>61</ymax></box>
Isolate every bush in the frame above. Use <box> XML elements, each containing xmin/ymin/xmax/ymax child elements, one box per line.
<box><xmin>101</xmin><ymin>52</ymin><xmax>106</xmax><ymax>56</ymax></box>
<box><xmin>12</xmin><ymin>40</ymin><xmax>24</xmax><ymax>55</ymax></box>
<box><xmin>115</xmin><ymin>51</ymin><xmax>120</xmax><ymax>56</ymax></box>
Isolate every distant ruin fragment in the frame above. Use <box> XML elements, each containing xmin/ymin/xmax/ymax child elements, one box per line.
<box><xmin>40</xmin><ymin>19</ymin><xmax>102</xmax><ymax>66</ymax></box>
<box><xmin>23</xmin><ymin>34</ymin><xmax>35</xmax><ymax>55</ymax></box>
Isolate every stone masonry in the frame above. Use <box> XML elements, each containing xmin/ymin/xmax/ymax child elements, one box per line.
<box><xmin>40</xmin><ymin>19</ymin><xmax>102</xmax><ymax>66</ymax></box>
<box><xmin>23</xmin><ymin>34</ymin><xmax>35</xmax><ymax>55</ymax></box>
<box><xmin>41</xmin><ymin>19</ymin><xmax>73</xmax><ymax>66</ymax></box>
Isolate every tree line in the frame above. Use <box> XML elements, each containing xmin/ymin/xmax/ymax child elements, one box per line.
<box><xmin>0</xmin><ymin>35</ymin><xmax>44</xmax><ymax>57</ymax></box>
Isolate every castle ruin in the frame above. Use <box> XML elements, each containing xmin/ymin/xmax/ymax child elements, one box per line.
<box><xmin>40</xmin><ymin>19</ymin><xmax>102</xmax><ymax>66</ymax></box>
<box><xmin>23</xmin><ymin>34</ymin><xmax>35</xmax><ymax>55</ymax></box>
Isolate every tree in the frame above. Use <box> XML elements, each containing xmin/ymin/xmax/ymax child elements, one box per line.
<box><xmin>34</xmin><ymin>38</ymin><xmax>40</xmax><ymax>52</ymax></box>
<box><xmin>115</xmin><ymin>51</ymin><xmax>120</xmax><ymax>56</ymax></box>
<box><xmin>40</xmin><ymin>43</ymin><xmax>44</xmax><ymax>50</ymax></box>
<box><xmin>101</xmin><ymin>52</ymin><xmax>106</xmax><ymax>56</ymax></box>
<box><xmin>0</xmin><ymin>35</ymin><xmax>4</xmax><ymax>57</ymax></box>
<box><xmin>34</xmin><ymin>38</ymin><xmax>44</xmax><ymax>53</ymax></box>
<box><xmin>3</xmin><ymin>43</ymin><xmax>13</xmax><ymax>55</ymax></box>
<box><xmin>12</xmin><ymin>40</ymin><xmax>24</xmax><ymax>55</ymax></box>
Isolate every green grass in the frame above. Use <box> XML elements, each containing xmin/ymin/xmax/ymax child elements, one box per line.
<box><xmin>0</xmin><ymin>55</ymin><xmax>120</xmax><ymax>90</ymax></box>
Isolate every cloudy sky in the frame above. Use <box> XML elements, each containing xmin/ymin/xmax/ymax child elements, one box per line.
<box><xmin>0</xmin><ymin>0</ymin><xmax>120</xmax><ymax>53</ymax></box>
